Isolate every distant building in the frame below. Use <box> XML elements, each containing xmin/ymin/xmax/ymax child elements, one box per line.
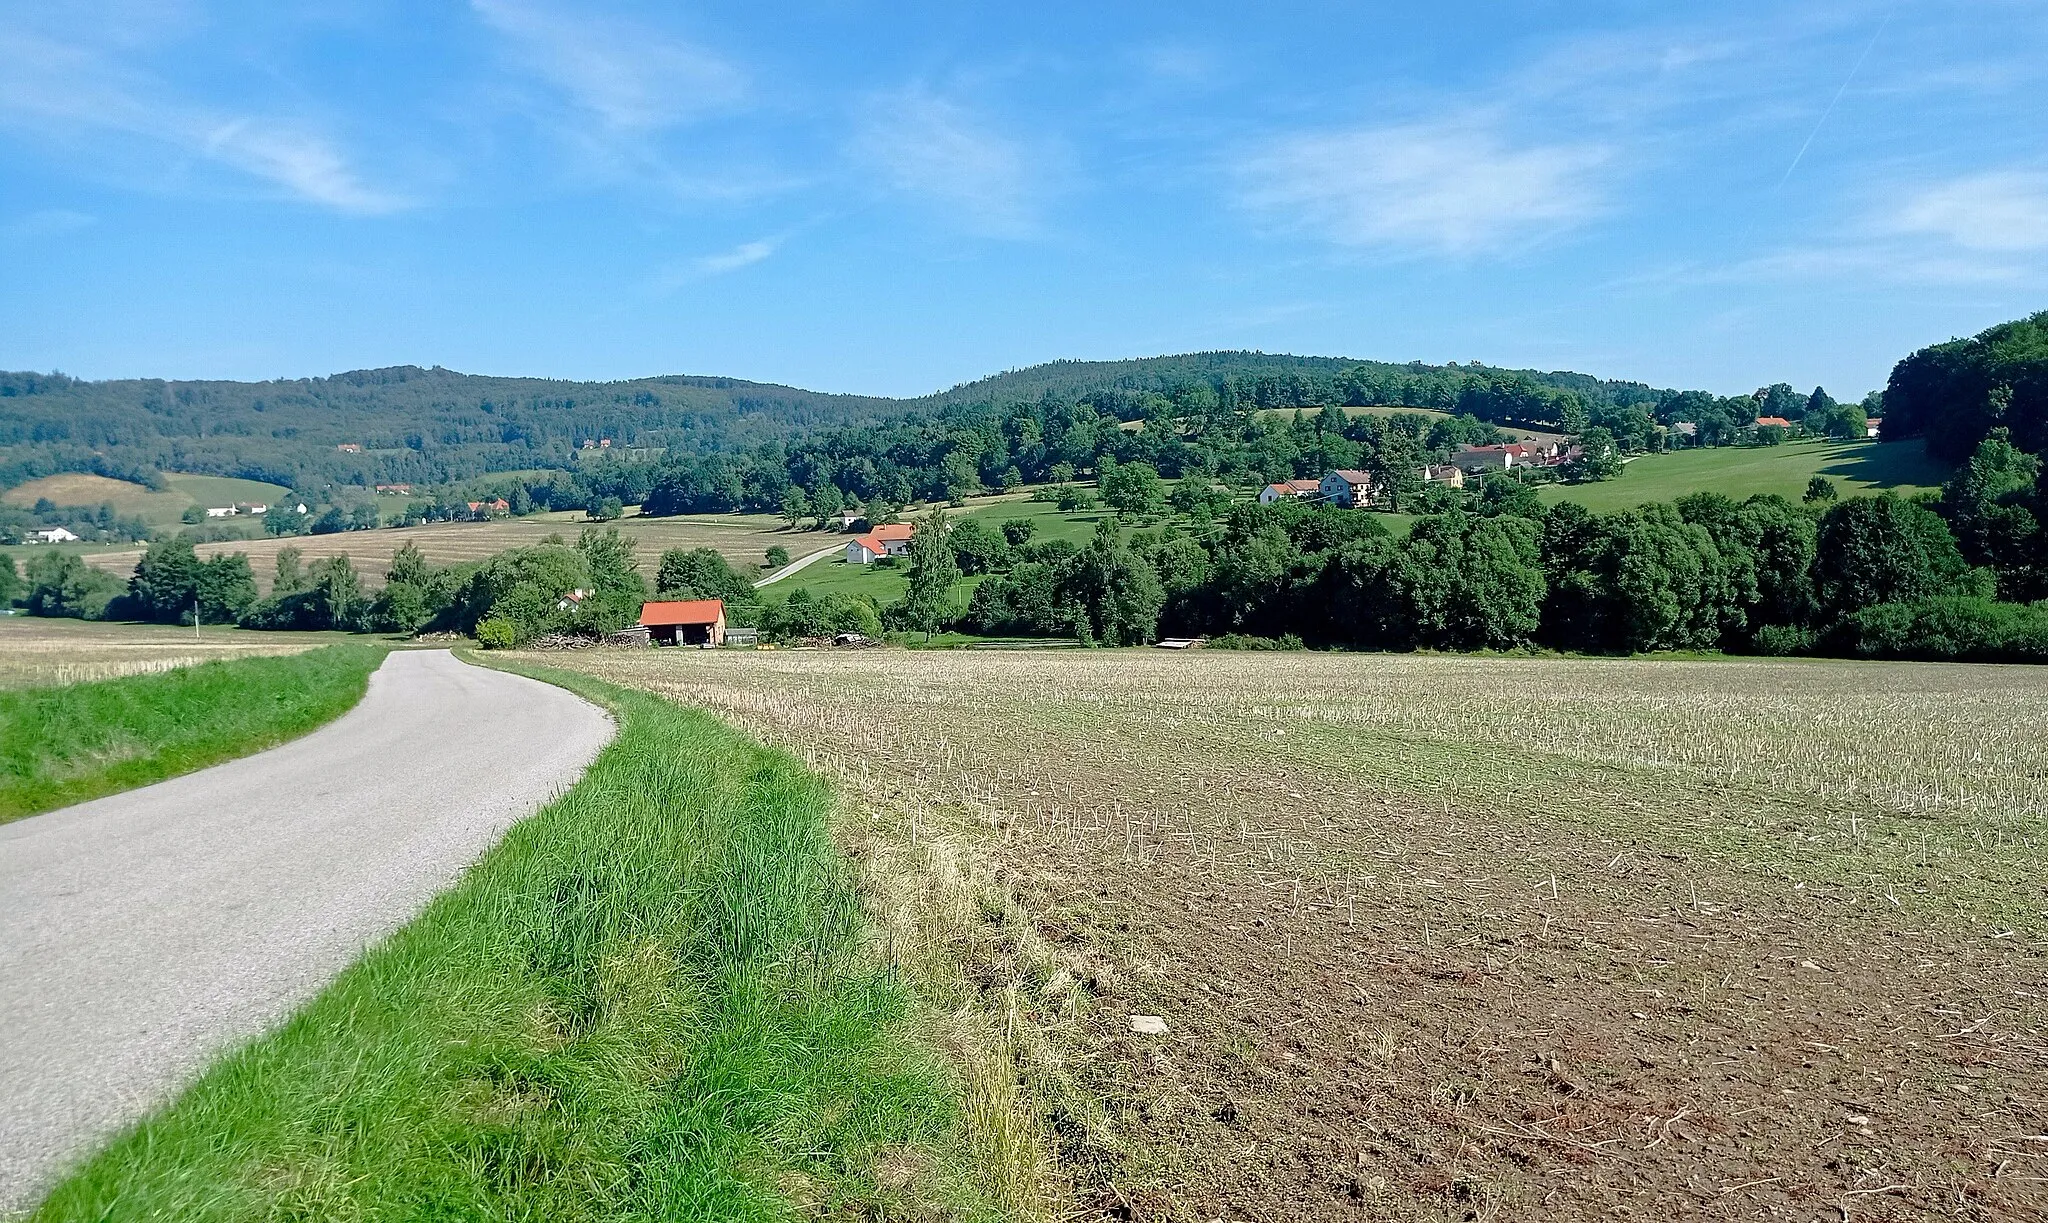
<box><xmin>1258</xmin><ymin>478</ymin><xmax>1323</xmax><ymax>505</ymax></box>
<box><xmin>638</xmin><ymin>598</ymin><xmax>726</xmax><ymax>646</ymax></box>
<box><xmin>32</xmin><ymin>526</ymin><xmax>79</xmax><ymax>543</ymax></box>
<box><xmin>1318</xmin><ymin>469</ymin><xmax>1376</xmax><ymax>507</ymax></box>
<box><xmin>1754</xmin><ymin>416</ymin><xmax>1794</xmax><ymax>429</ymax></box>
<box><xmin>1866</xmin><ymin>417</ymin><xmax>1883</xmax><ymax>439</ymax></box>
<box><xmin>337</xmin><ymin>443</ymin><xmax>363</xmax><ymax>453</ymax></box>
<box><xmin>374</xmin><ymin>483</ymin><xmax>412</xmax><ymax>495</ymax></box>
<box><xmin>1420</xmin><ymin>464</ymin><xmax>1466</xmax><ymax>489</ymax></box>
<box><xmin>845</xmin><ymin>522</ymin><xmax>915</xmax><ymax>564</ymax></box>
<box><xmin>465</xmin><ymin>498</ymin><xmax>512</xmax><ymax>517</ymax></box>
<box><xmin>838</xmin><ymin>509</ymin><xmax>866</xmax><ymax>530</ymax></box>
<box><xmin>1451</xmin><ymin>442</ymin><xmax>1559</xmax><ymax>474</ymax></box>
<box><xmin>205</xmin><ymin>506</ymin><xmax>237</xmax><ymax>517</ymax></box>
<box><xmin>244</xmin><ymin>503</ymin><xmax>268</xmax><ymax>514</ymax></box>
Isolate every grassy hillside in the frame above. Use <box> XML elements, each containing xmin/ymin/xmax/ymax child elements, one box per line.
<box><xmin>0</xmin><ymin>644</ymin><xmax>384</xmax><ymax>823</ymax></box>
<box><xmin>1541</xmin><ymin>439</ymin><xmax>1947</xmax><ymax>512</ymax></box>
<box><xmin>33</xmin><ymin>662</ymin><xmax>1017</xmax><ymax>1220</ymax></box>
<box><xmin>3</xmin><ymin>472</ymin><xmax>290</xmax><ymax>527</ymax></box>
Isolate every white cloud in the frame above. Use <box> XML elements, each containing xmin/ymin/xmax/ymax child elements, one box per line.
<box><xmin>0</xmin><ymin>27</ymin><xmax>404</xmax><ymax>214</ymax></box>
<box><xmin>853</xmin><ymin>90</ymin><xmax>1041</xmax><ymax>238</ymax></box>
<box><xmin>1235</xmin><ymin>121</ymin><xmax>1610</xmax><ymax>257</ymax></box>
<box><xmin>696</xmin><ymin>238</ymin><xmax>777</xmax><ymax>274</ymax></box>
<box><xmin>4</xmin><ymin>208</ymin><xmax>95</xmax><ymax>240</ymax></box>
<box><xmin>470</xmin><ymin>0</ymin><xmax>745</xmax><ymax>130</ymax></box>
<box><xmin>1887</xmin><ymin>171</ymin><xmax>2048</xmax><ymax>252</ymax></box>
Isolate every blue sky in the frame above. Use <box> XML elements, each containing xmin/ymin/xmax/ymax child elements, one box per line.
<box><xmin>1</xmin><ymin>1</ymin><xmax>2044</xmax><ymax>399</ymax></box>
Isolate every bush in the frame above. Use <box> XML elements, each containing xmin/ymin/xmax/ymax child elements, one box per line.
<box><xmin>475</xmin><ymin>616</ymin><xmax>518</xmax><ymax>649</ymax></box>
<box><xmin>1209</xmin><ymin>633</ymin><xmax>1307</xmax><ymax>651</ymax></box>
<box><xmin>1748</xmin><ymin>624</ymin><xmax>1816</xmax><ymax>656</ymax></box>
<box><xmin>1833</xmin><ymin>596</ymin><xmax>2048</xmax><ymax>663</ymax></box>
<box><xmin>765</xmin><ymin>545</ymin><xmax>790</xmax><ymax>568</ymax></box>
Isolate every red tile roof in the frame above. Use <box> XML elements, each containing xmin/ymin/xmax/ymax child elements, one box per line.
<box><xmin>1755</xmin><ymin>416</ymin><xmax>1793</xmax><ymax>428</ymax></box>
<box><xmin>639</xmin><ymin>598</ymin><xmax>725</xmax><ymax>627</ymax></box>
<box><xmin>869</xmin><ymin>522</ymin><xmax>914</xmax><ymax>541</ymax></box>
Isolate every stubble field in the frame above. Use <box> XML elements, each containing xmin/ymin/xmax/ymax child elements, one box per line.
<box><xmin>78</xmin><ymin>513</ymin><xmax>804</xmax><ymax>591</ymax></box>
<box><xmin>0</xmin><ymin>617</ymin><xmax>340</xmax><ymax>687</ymax></box>
<box><xmin>538</xmin><ymin>647</ymin><xmax>2048</xmax><ymax>1222</ymax></box>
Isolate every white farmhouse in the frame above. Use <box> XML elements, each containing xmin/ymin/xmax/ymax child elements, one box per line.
<box><xmin>32</xmin><ymin>526</ymin><xmax>80</xmax><ymax>543</ymax></box>
<box><xmin>1318</xmin><ymin>469</ymin><xmax>1375</xmax><ymax>507</ymax></box>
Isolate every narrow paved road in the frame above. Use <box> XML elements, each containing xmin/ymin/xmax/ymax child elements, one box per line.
<box><xmin>0</xmin><ymin>650</ymin><xmax>613</xmax><ymax>1211</ymax></box>
<box><xmin>753</xmin><ymin>540</ymin><xmax>842</xmax><ymax>587</ymax></box>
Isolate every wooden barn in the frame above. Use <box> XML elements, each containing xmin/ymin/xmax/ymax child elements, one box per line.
<box><xmin>638</xmin><ymin>598</ymin><xmax>727</xmax><ymax>646</ymax></box>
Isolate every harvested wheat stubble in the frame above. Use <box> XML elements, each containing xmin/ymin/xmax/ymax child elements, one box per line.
<box><xmin>543</xmin><ymin>648</ymin><xmax>2048</xmax><ymax>1223</ymax></box>
<box><xmin>0</xmin><ymin>618</ymin><xmax>329</xmax><ymax>688</ymax></box>
<box><xmin>81</xmin><ymin>513</ymin><xmax>796</xmax><ymax>591</ymax></box>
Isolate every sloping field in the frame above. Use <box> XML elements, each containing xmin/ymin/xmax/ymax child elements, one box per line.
<box><xmin>82</xmin><ymin>514</ymin><xmax>796</xmax><ymax>591</ymax></box>
<box><xmin>0</xmin><ymin>618</ymin><xmax>341</xmax><ymax>688</ymax></box>
<box><xmin>1542</xmin><ymin>440</ymin><xmax>1947</xmax><ymax>512</ymax></box>
<box><xmin>3</xmin><ymin>473</ymin><xmax>289</xmax><ymax>527</ymax></box>
<box><xmin>551</xmin><ymin>648</ymin><xmax>2048</xmax><ymax>1222</ymax></box>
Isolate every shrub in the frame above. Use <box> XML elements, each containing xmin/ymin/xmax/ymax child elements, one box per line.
<box><xmin>1748</xmin><ymin>624</ymin><xmax>1816</xmax><ymax>656</ymax></box>
<box><xmin>475</xmin><ymin>616</ymin><xmax>518</xmax><ymax>649</ymax></box>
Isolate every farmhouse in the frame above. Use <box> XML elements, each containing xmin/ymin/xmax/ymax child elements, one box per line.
<box><xmin>465</xmin><ymin>498</ymin><xmax>512</xmax><ymax>517</ymax></box>
<box><xmin>1754</xmin><ymin>415</ymin><xmax>1794</xmax><ymax>429</ymax></box>
<box><xmin>1318</xmin><ymin>469</ymin><xmax>1376</xmax><ymax>507</ymax></box>
<box><xmin>1421</xmin><ymin>464</ymin><xmax>1466</xmax><ymax>488</ymax></box>
<box><xmin>838</xmin><ymin>508</ymin><xmax>865</xmax><ymax>530</ymax></box>
<box><xmin>32</xmin><ymin>526</ymin><xmax>80</xmax><ymax>543</ymax></box>
<box><xmin>846</xmin><ymin>522</ymin><xmax>915</xmax><ymax>564</ymax></box>
<box><xmin>638</xmin><ymin>598</ymin><xmax>726</xmax><ymax>646</ymax></box>
<box><xmin>336</xmin><ymin>443</ymin><xmax>362</xmax><ymax>453</ymax></box>
<box><xmin>1452</xmin><ymin>442</ymin><xmax>1556</xmax><ymax>474</ymax></box>
<box><xmin>205</xmin><ymin>506</ymin><xmax>237</xmax><ymax>517</ymax></box>
<box><xmin>374</xmin><ymin>483</ymin><xmax>412</xmax><ymax>494</ymax></box>
<box><xmin>1258</xmin><ymin>478</ymin><xmax>1323</xmax><ymax>504</ymax></box>
<box><xmin>1866</xmin><ymin>417</ymin><xmax>1883</xmax><ymax>439</ymax></box>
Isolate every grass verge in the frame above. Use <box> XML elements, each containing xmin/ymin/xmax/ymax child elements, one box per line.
<box><xmin>0</xmin><ymin>644</ymin><xmax>387</xmax><ymax>824</ymax></box>
<box><xmin>32</xmin><ymin>656</ymin><xmax>1004</xmax><ymax>1221</ymax></box>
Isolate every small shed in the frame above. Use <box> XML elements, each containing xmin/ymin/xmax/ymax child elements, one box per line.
<box><xmin>638</xmin><ymin>598</ymin><xmax>727</xmax><ymax>646</ymax></box>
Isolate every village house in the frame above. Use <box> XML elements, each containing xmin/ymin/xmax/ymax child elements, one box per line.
<box><xmin>1258</xmin><ymin>478</ymin><xmax>1323</xmax><ymax>505</ymax></box>
<box><xmin>465</xmin><ymin>498</ymin><xmax>512</xmax><ymax>517</ymax></box>
<box><xmin>837</xmin><ymin>508</ymin><xmax>865</xmax><ymax>530</ymax></box>
<box><xmin>845</xmin><ymin>522</ymin><xmax>914</xmax><ymax>564</ymax></box>
<box><xmin>32</xmin><ymin>526</ymin><xmax>80</xmax><ymax>543</ymax></box>
<box><xmin>1420</xmin><ymin>464</ymin><xmax>1466</xmax><ymax>489</ymax></box>
<box><xmin>205</xmin><ymin>506</ymin><xmax>237</xmax><ymax>517</ymax></box>
<box><xmin>638</xmin><ymin>598</ymin><xmax>726</xmax><ymax>646</ymax></box>
<box><xmin>336</xmin><ymin>443</ymin><xmax>362</xmax><ymax>453</ymax></box>
<box><xmin>1754</xmin><ymin>415</ymin><xmax>1794</xmax><ymax>430</ymax></box>
<box><xmin>1318</xmin><ymin>469</ymin><xmax>1376</xmax><ymax>507</ymax></box>
<box><xmin>1866</xmin><ymin>417</ymin><xmax>1883</xmax><ymax>439</ymax></box>
<box><xmin>374</xmin><ymin>483</ymin><xmax>412</xmax><ymax>495</ymax></box>
<box><xmin>245</xmin><ymin>503</ymin><xmax>268</xmax><ymax>514</ymax></box>
<box><xmin>1451</xmin><ymin>441</ymin><xmax>1559</xmax><ymax>474</ymax></box>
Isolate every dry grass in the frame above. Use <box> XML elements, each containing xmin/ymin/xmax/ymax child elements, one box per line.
<box><xmin>543</xmin><ymin>648</ymin><xmax>2048</xmax><ymax>1222</ymax></box>
<box><xmin>80</xmin><ymin>513</ymin><xmax>802</xmax><ymax>591</ymax></box>
<box><xmin>0</xmin><ymin>617</ymin><xmax>337</xmax><ymax>687</ymax></box>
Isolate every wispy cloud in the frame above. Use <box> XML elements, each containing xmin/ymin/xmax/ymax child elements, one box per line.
<box><xmin>1235</xmin><ymin>121</ymin><xmax>1610</xmax><ymax>257</ymax></box>
<box><xmin>853</xmin><ymin>89</ymin><xmax>1043</xmax><ymax>238</ymax></box>
<box><xmin>1886</xmin><ymin>171</ymin><xmax>2048</xmax><ymax>253</ymax></box>
<box><xmin>697</xmin><ymin>237</ymin><xmax>777</xmax><ymax>274</ymax></box>
<box><xmin>3</xmin><ymin>208</ymin><xmax>95</xmax><ymax>240</ymax></box>
<box><xmin>0</xmin><ymin>26</ymin><xmax>404</xmax><ymax>214</ymax></box>
<box><xmin>470</xmin><ymin>0</ymin><xmax>746</xmax><ymax>130</ymax></box>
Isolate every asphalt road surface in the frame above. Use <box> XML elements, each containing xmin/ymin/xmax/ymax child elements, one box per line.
<box><xmin>0</xmin><ymin>649</ymin><xmax>614</xmax><ymax>1211</ymax></box>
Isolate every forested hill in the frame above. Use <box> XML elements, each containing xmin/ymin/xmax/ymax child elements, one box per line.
<box><xmin>0</xmin><ymin>365</ymin><xmax>898</xmax><ymax>492</ymax></box>
<box><xmin>918</xmin><ymin>351</ymin><xmax>1671</xmax><ymax>413</ymax></box>
<box><xmin>0</xmin><ymin>350</ymin><xmax>1685</xmax><ymax>494</ymax></box>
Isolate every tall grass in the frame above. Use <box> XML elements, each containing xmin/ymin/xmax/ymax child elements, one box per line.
<box><xmin>0</xmin><ymin>644</ymin><xmax>386</xmax><ymax>824</ymax></box>
<box><xmin>33</xmin><ymin>663</ymin><xmax>999</xmax><ymax>1221</ymax></box>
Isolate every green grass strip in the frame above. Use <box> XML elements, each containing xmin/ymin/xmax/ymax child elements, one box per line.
<box><xmin>33</xmin><ymin>659</ymin><xmax>997</xmax><ymax>1222</ymax></box>
<box><xmin>0</xmin><ymin>645</ymin><xmax>388</xmax><ymax>825</ymax></box>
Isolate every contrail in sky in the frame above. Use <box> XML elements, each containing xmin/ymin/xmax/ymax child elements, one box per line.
<box><xmin>1775</xmin><ymin>12</ymin><xmax>1893</xmax><ymax>191</ymax></box>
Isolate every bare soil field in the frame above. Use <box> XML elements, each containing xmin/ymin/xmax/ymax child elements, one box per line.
<box><xmin>539</xmin><ymin>648</ymin><xmax>2048</xmax><ymax>1222</ymax></box>
<box><xmin>80</xmin><ymin>513</ymin><xmax>796</xmax><ymax>591</ymax></box>
<box><xmin>0</xmin><ymin>617</ymin><xmax>339</xmax><ymax>687</ymax></box>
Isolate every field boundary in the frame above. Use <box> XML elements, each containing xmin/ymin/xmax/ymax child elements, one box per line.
<box><xmin>0</xmin><ymin>644</ymin><xmax>388</xmax><ymax>824</ymax></box>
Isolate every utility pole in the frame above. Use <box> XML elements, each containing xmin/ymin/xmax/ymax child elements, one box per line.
<box><xmin>194</xmin><ymin>593</ymin><xmax>201</xmax><ymax>640</ymax></box>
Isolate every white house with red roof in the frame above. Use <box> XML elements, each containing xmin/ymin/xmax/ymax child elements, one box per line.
<box><xmin>1258</xmin><ymin>478</ymin><xmax>1323</xmax><ymax>505</ymax></box>
<box><xmin>1451</xmin><ymin>442</ymin><xmax>1560</xmax><ymax>474</ymax></box>
<box><xmin>845</xmin><ymin>521</ymin><xmax>915</xmax><ymax>564</ymax></box>
<box><xmin>1318</xmin><ymin>469</ymin><xmax>1376</xmax><ymax>507</ymax></box>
